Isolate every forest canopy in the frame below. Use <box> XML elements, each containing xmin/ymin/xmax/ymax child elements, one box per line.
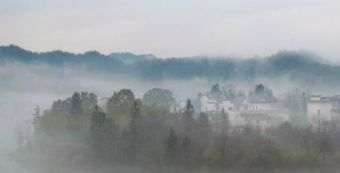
<box><xmin>18</xmin><ymin>87</ymin><xmax>340</xmax><ymax>173</ymax></box>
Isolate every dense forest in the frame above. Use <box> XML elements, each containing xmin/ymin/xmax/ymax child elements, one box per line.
<box><xmin>14</xmin><ymin>87</ymin><xmax>340</xmax><ymax>173</ymax></box>
<box><xmin>1</xmin><ymin>45</ymin><xmax>340</xmax><ymax>85</ymax></box>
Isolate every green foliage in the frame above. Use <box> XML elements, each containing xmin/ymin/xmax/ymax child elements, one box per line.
<box><xmin>182</xmin><ymin>99</ymin><xmax>195</xmax><ymax>137</ymax></box>
<box><xmin>35</xmin><ymin>91</ymin><xmax>97</xmax><ymax>139</ymax></box>
<box><xmin>143</xmin><ymin>88</ymin><xmax>176</xmax><ymax>108</ymax></box>
<box><xmin>198</xmin><ymin>112</ymin><xmax>210</xmax><ymax>132</ymax></box>
<box><xmin>249</xmin><ymin>83</ymin><xmax>276</xmax><ymax>102</ymax></box>
<box><xmin>90</xmin><ymin>106</ymin><xmax>107</xmax><ymax>158</ymax></box>
<box><xmin>71</xmin><ymin>92</ymin><xmax>82</xmax><ymax>115</ymax></box>
<box><xmin>33</xmin><ymin>89</ymin><xmax>340</xmax><ymax>171</ymax></box>
<box><xmin>211</xmin><ymin>84</ymin><xmax>220</xmax><ymax>93</ymax></box>
<box><xmin>107</xmin><ymin>89</ymin><xmax>135</xmax><ymax>118</ymax></box>
<box><xmin>165</xmin><ymin>128</ymin><xmax>179</xmax><ymax>164</ymax></box>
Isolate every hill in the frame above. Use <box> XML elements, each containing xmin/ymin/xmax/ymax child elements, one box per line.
<box><xmin>1</xmin><ymin>45</ymin><xmax>339</xmax><ymax>84</ymax></box>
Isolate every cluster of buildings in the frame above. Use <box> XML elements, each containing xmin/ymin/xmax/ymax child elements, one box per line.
<box><xmin>198</xmin><ymin>91</ymin><xmax>289</xmax><ymax>129</ymax></box>
<box><xmin>195</xmin><ymin>85</ymin><xmax>340</xmax><ymax>129</ymax></box>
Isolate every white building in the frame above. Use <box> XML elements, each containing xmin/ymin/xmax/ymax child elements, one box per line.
<box><xmin>238</xmin><ymin>100</ymin><xmax>289</xmax><ymax>128</ymax></box>
<box><xmin>199</xmin><ymin>94</ymin><xmax>234</xmax><ymax>112</ymax></box>
<box><xmin>307</xmin><ymin>95</ymin><xmax>340</xmax><ymax>126</ymax></box>
<box><xmin>200</xmin><ymin>95</ymin><xmax>222</xmax><ymax>113</ymax></box>
<box><xmin>239</xmin><ymin>112</ymin><xmax>271</xmax><ymax>129</ymax></box>
<box><xmin>199</xmin><ymin>93</ymin><xmax>289</xmax><ymax>129</ymax></box>
<box><xmin>246</xmin><ymin>100</ymin><xmax>280</xmax><ymax>112</ymax></box>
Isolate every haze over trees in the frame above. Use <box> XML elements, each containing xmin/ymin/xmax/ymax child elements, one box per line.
<box><xmin>16</xmin><ymin>86</ymin><xmax>340</xmax><ymax>173</ymax></box>
<box><xmin>3</xmin><ymin>45</ymin><xmax>340</xmax><ymax>173</ymax></box>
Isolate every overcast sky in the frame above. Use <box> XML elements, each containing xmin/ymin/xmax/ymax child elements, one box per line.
<box><xmin>1</xmin><ymin>0</ymin><xmax>340</xmax><ymax>59</ymax></box>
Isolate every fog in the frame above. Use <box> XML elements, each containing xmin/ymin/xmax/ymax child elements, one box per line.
<box><xmin>0</xmin><ymin>62</ymin><xmax>213</xmax><ymax>173</ymax></box>
<box><xmin>2</xmin><ymin>62</ymin><xmax>340</xmax><ymax>173</ymax></box>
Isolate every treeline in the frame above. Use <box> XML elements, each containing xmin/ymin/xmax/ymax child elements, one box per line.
<box><xmin>30</xmin><ymin>88</ymin><xmax>340</xmax><ymax>171</ymax></box>
<box><xmin>3</xmin><ymin>45</ymin><xmax>340</xmax><ymax>84</ymax></box>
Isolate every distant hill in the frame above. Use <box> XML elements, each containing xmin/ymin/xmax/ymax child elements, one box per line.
<box><xmin>1</xmin><ymin>44</ymin><xmax>340</xmax><ymax>85</ymax></box>
<box><xmin>109</xmin><ymin>52</ymin><xmax>155</xmax><ymax>65</ymax></box>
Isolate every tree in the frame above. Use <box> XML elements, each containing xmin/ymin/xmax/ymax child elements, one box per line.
<box><xmin>184</xmin><ymin>99</ymin><xmax>194</xmax><ymax>116</ymax></box>
<box><xmin>211</xmin><ymin>83</ymin><xmax>221</xmax><ymax>93</ymax></box>
<box><xmin>102</xmin><ymin>116</ymin><xmax>117</xmax><ymax>161</ymax></box>
<box><xmin>71</xmin><ymin>92</ymin><xmax>82</xmax><ymax>115</ymax></box>
<box><xmin>90</xmin><ymin>105</ymin><xmax>107</xmax><ymax>158</ymax></box>
<box><xmin>181</xmin><ymin>136</ymin><xmax>193</xmax><ymax>167</ymax></box>
<box><xmin>197</xmin><ymin>112</ymin><xmax>211</xmax><ymax>143</ymax></box>
<box><xmin>250</xmin><ymin>84</ymin><xmax>275</xmax><ymax>101</ymax></box>
<box><xmin>198</xmin><ymin>112</ymin><xmax>210</xmax><ymax>130</ymax></box>
<box><xmin>80</xmin><ymin>92</ymin><xmax>97</xmax><ymax>112</ymax></box>
<box><xmin>125</xmin><ymin>99</ymin><xmax>143</xmax><ymax>162</ymax></box>
<box><xmin>182</xmin><ymin>99</ymin><xmax>195</xmax><ymax>136</ymax></box>
<box><xmin>213</xmin><ymin>108</ymin><xmax>230</xmax><ymax>168</ymax></box>
<box><xmin>211</xmin><ymin>83</ymin><xmax>224</xmax><ymax>100</ymax></box>
<box><xmin>129</xmin><ymin>99</ymin><xmax>142</xmax><ymax>134</ymax></box>
<box><xmin>255</xmin><ymin>84</ymin><xmax>265</xmax><ymax>95</ymax></box>
<box><xmin>221</xmin><ymin>84</ymin><xmax>237</xmax><ymax>100</ymax></box>
<box><xmin>107</xmin><ymin>89</ymin><xmax>135</xmax><ymax>117</ymax></box>
<box><xmin>107</xmin><ymin>89</ymin><xmax>136</xmax><ymax>130</ymax></box>
<box><xmin>142</xmin><ymin>88</ymin><xmax>176</xmax><ymax>108</ymax></box>
<box><xmin>196</xmin><ymin>112</ymin><xmax>212</xmax><ymax>160</ymax></box>
<box><xmin>315</xmin><ymin>130</ymin><xmax>333</xmax><ymax>155</ymax></box>
<box><xmin>221</xmin><ymin>108</ymin><xmax>230</xmax><ymax>134</ymax></box>
<box><xmin>33</xmin><ymin>106</ymin><xmax>41</xmax><ymax>135</ymax></box>
<box><xmin>165</xmin><ymin>128</ymin><xmax>179</xmax><ymax>164</ymax></box>
<box><xmin>179</xmin><ymin>99</ymin><xmax>197</xmax><ymax>167</ymax></box>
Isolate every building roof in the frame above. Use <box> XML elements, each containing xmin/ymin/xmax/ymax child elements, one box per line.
<box><xmin>309</xmin><ymin>95</ymin><xmax>340</xmax><ymax>103</ymax></box>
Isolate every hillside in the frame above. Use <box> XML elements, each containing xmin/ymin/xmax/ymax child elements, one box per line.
<box><xmin>1</xmin><ymin>45</ymin><xmax>340</xmax><ymax>84</ymax></box>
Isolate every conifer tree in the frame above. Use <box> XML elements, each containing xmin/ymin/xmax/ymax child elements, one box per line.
<box><xmin>182</xmin><ymin>99</ymin><xmax>195</xmax><ymax>136</ymax></box>
<box><xmin>165</xmin><ymin>128</ymin><xmax>179</xmax><ymax>164</ymax></box>
<box><xmin>126</xmin><ymin>99</ymin><xmax>142</xmax><ymax>162</ymax></box>
<box><xmin>90</xmin><ymin>105</ymin><xmax>107</xmax><ymax>158</ymax></box>
<box><xmin>71</xmin><ymin>92</ymin><xmax>82</xmax><ymax>115</ymax></box>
